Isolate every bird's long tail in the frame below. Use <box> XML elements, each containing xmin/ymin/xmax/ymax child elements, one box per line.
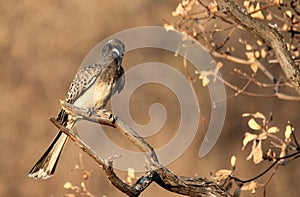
<box><xmin>29</xmin><ymin>110</ymin><xmax>72</xmax><ymax>179</ymax></box>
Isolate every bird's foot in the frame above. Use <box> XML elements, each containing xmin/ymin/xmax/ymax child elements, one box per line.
<box><xmin>86</xmin><ymin>108</ymin><xmax>97</xmax><ymax>117</ymax></box>
<box><xmin>96</xmin><ymin>109</ymin><xmax>116</xmax><ymax>124</ymax></box>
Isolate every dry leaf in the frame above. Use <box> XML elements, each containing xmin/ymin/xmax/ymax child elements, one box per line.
<box><xmin>164</xmin><ymin>24</ymin><xmax>175</xmax><ymax>32</ymax></box>
<box><xmin>63</xmin><ymin>182</ymin><xmax>73</xmax><ymax>189</ymax></box>
<box><xmin>202</xmin><ymin>76</ymin><xmax>210</xmax><ymax>86</ymax></box>
<box><xmin>241</xmin><ymin>181</ymin><xmax>258</xmax><ymax>193</ymax></box>
<box><xmin>208</xmin><ymin>1</ymin><xmax>218</xmax><ymax>13</ymax></box>
<box><xmin>243</xmin><ymin>0</ymin><xmax>249</xmax><ymax>8</ymax></box>
<box><xmin>282</xmin><ymin>23</ymin><xmax>289</xmax><ymax>31</ymax></box>
<box><xmin>247</xmin><ymin>4</ymin><xmax>254</xmax><ymax>13</ymax></box>
<box><xmin>250</xmin><ymin>63</ymin><xmax>258</xmax><ymax>73</ymax></box>
<box><xmin>242</xmin><ymin>112</ymin><xmax>266</xmax><ymax>121</ymax></box>
<box><xmin>267</xmin><ymin>126</ymin><xmax>279</xmax><ymax>133</ymax></box>
<box><xmin>242</xmin><ymin>113</ymin><xmax>252</xmax><ymax>117</ymax></box>
<box><xmin>215</xmin><ymin>169</ymin><xmax>232</xmax><ymax>177</ymax></box>
<box><xmin>247</xmin><ymin>140</ymin><xmax>263</xmax><ymax>164</ymax></box>
<box><xmin>217</xmin><ymin>61</ymin><xmax>223</xmax><ymax>69</ymax></box>
<box><xmin>256</xmin><ymin>40</ymin><xmax>263</xmax><ymax>46</ymax></box>
<box><xmin>245</xmin><ymin>51</ymin><xmax>255</xmax><ymax>61</ymax></box>
<box><xmin>261</xmin><ymin>48</ymin><xmax>267</xmax><ymax>58</ymax></box>
<box><xmin>266</xmin><ymin>13</ymin><xmax>273</xmax><ymax>20</ymax></box>
<box><xmin>199</xmin><ymin>72</ymin><xmax>210</xmax><ymax>87</ymax></box>
<box><xmin>285</xmin><ymin>124</ymin><xmax>293</xmax><ymax>142</ymax></box>
<box><xmin>285</xmin><ymin>10</ymin><xmax>292</xmax><ymax>18</ymax></box>
<box><xmin>279</xmin><ymin>144</ymin><xmax>288</xmax><ymax>165</ymax></box>
<box><xmin>253</xmin><ymin>112</ymin><xmax>266</xmax><ymax>120</ymax></box>
<box><xmin>254</xmin><ymin>50</ymin><xmax>260</xmax><ymax>59</ymax></box>
<box><xmin>128</xmin><ymin>167</ymin><xmax>135</xmax><ymax>179</ymax></box>
<box><xmin>242</xmin><ymin>132</ymin><xmax>257</xmax><ymax>150</ymax></box>
<box><xmin>248</xmin><ymin>118</ymin><xmax>262</xmax><ymax>130</ymax></box>
<box><xmin>251</xmin><ymin>4</ymin><xmax>264</xmax><ymax>20</ymax></box>
<box><xmin>231</xmin><ymin>155</ymin><xmax>237</xmax><ymax>168</ymax></box>
<box><xmin>246</xmin><ymin>44</ymin><xmax>252</xmax><ymax>50</ymax></box>
<box><xmin>213</xmin><ymin>169</ymin><xmax>232</xmax><ymax>183</ymax></box>
<box><xmin>258</xmin><ymin>132</ymin><xmax>267</xmax><ymax>140</ymax></box>
<box><xmin>82</xmin><ymin>170</ymin><xmax>91</xmax><ymax>180</ymax></box>
<box><xmin>172</xmin><ymin>0</ymin><xmax>194</xmax><ymax>17</ymax></box>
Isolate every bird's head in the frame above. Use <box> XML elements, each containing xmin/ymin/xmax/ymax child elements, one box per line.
<box><xmin>101</xmin><ymin>39</ymin><xmax>125</xmax><ymax>67</ymax></box>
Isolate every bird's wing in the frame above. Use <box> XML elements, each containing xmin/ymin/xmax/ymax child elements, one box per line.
<box><xmin>65</xmin><ymin>63</ymin><xmax>103</xmax><ymax>104</ymax></box>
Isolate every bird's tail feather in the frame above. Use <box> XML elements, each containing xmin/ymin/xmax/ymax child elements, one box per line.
<box><xmin>28</xmin><ymin>131</ymin><xmax>68</xmax><ymax>179</ymax></box>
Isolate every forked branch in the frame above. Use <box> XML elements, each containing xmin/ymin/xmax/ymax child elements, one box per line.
<box><xmin>49</xmin><ymin>101</ymin><xmax>231</xmax><ymax>197</ymax></box>
<box><xmin>215</xmin><ymin>0</ymin><xmax>300</xmax><ymax>95</ymax></box>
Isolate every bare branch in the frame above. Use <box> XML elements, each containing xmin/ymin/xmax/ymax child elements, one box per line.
<box><xmin>49</xmin><ymin>117</ymin><xmax>140</xmax><ymax>196</ymax></box>
<box><xmin>54</xmin><ymin>102</ymin><xmax>231</xmax><ymax>197</ymax></box>
<box><xmin>215</xmin><ymin>0</ymin><xmax>300</xmax><ymax>95</ymax></box>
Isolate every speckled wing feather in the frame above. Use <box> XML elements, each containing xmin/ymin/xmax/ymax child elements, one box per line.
<box><xmin>65</xmin><ymin>63</ymin><xmax>103</xmax><ymax>104</ymax></box>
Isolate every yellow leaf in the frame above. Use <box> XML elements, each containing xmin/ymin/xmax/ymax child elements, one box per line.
<box><xmin>212</xmin><ymin>169</ymin><xmax>232</xmax><ymax>183</ymax></box>
<box><xmin>267</xmin><ymin>126</ymin><xmax>279</xmax><ymax>133</ymax></box>
<box><xmin>258</xmin><ymin>132</ymin><xmax>267</xmax><ymax>140</ymax></box>
<box><xmin>127</xmin><ymin>167</ymin><xmax>135</xmax><ymax>179</ymax></box>
<box><xmin>261</xmin><ymin>48</ymin><xmax>267</xmax><ymax>58</ymax></box>
<box><xmin>172</xmin><ymin>3</ymin><xmax>184</xmax><ymax>16</ymax></box>
<box><xmin>253</xmin><ymin>140</ymin><xmax>263</xmax><ymax>164</ymax></box>
<box><xmin>63</xmin><ymin>182</ymin><xmax>73</xmax><ymax>189</ymax></box>
<box><xmin>164</xmin><ymin>24</ymin><xmax>175</xmax><ymax>32</ymax></box>
<box><xmin>285</xmin><ymin>124</ymin><xmax>293</xmax><ymax>142</ymax></box>
<box><xmin>248</xmin><ymin>118</ymin><xmax>262</xmax><ymax>130</ymax></box>
<box><xmin>245</xmin><ymin>51</ymin><xmax>255</xmax><ymax>61</ymax></box>
<box><xmin>279</xmin><ymin>144</ymin><xmax>287</xmax><ymax>164</ymax></box>
<box><xmin>256</xmin><ymin>40</ymin><xmax>263</xmax><ymax>46</ymax></box>
<box><xmin>247</xmin><ymin>140</ymin><xmax>263</xmax><ymax>164</ymax></box>
<box><xmin>243</xmin><ymin>0</ymin><xmax>249</xmax><ymax>8</ymax></box>
<box><xmin>246</xmin><ymin>44</ymin><xmax>252</xmax><ymax>50</ymax></box>
<box><xmin>231</xmin><ymin>155</ymin><xmax>237</xmax><ymax>168</ymax></box>
<box><xmin>247</xmin><ymin>4</ymin><xmax>254</xmax><ymax>13</ymax></box>
<box><xmin>243</xmin><ymin>112</ymin><xmax>266</xmax><ymax>121</ymax></box>
<box><xmin>172</xmin><ymin>0</ymin><xmax>194</xmax><ymax>17</ymax></box>
<box><xmin>285</xmin><ymin>10</ymin><xmax>292</xmax><ymax>18</ymax></box>
<box><xmin>242</xmin><ymin>113</ymin><xmax>251</xmax><ymax>117</ymax></box>
<box><xmin>266</xmin><ymin>14</ymin><xmax>272</xmax><ymax>21</ymax></box>
<box><xmin>81</xmin><ymin>181</ymin><xmax>85</xmax><ymax>188</ymax></box>
<box><xmin>199</xmin><ymin>73</ymin><xmax>210</xmax><ymax>87</ymax></box>
<box><xmin>254</xmin><ymin>50</ymin><xmax>260</xmax><ymax>59</ymax></box>
<box><xmin>253</xmin><ymin>112</ymin><xmax>266</xmax><ymax>120</ymax></box>
<box><xmin>242</xmin><ymin>132</ymin><xmax>257</xmax><ymax>150</ymax></box>
<box><xmin>250</xmin><ymin>63</ymin><xmax>258</xmax><ymax>73</ymax></box>
<box><xmin>251</xmin><ymin>4</ymin><xmax>264</xmax><ymax>20</ymax></box>
<box><xmin>208</xmin><ymin>1</ymin><xmax>218</xmax><ymax>13</ymax></box>
<box><xmin>282</xmin><ymin>23</ymin><xmax>289</xmax><ymax>31</ymax></box>
<box><xmin>214</xmin><ymin>169</ymin><xmax>232</xmax><ymax>182</ymax></box>
<box><xmin>241</xmin><ymin>181</ymin><xmax>258</xmax><ymax>193</ymax></box>
<box><xmin>217</xmin><ymin>61</ymin><xmax>223</xmax><ymax>69</ymax></box>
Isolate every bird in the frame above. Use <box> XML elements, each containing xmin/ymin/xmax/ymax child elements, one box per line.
<box><xmin>28</xmin><ymin>39</ymin><xmax>125</xmax><ymax>179</ymax></box>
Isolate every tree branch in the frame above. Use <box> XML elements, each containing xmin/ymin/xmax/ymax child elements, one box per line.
<box><xmin>215</xmin><ymin>0</ymin><xmax>300</xmax><ymax>95</ymax></box>
<box><xmin>52</xmin><ymin>101</ymin><xmax>231</xmax><ymax>197</ymax></box>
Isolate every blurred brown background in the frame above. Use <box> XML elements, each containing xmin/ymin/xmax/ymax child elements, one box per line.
<box><xmin>0</xmin><ymin>0</ymin><xmax>299</xmax><ymax>196</ymax></box>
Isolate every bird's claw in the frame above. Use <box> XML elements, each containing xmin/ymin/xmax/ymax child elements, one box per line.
<box><xmin>87</xmin><ymin>108</ymin><xmax>96</xmax><ymax>117</ymax></box>
<box><xmin>96</xmin><ymin>109</ymin><xmax>116</xmax><ymax>124</ymax></box>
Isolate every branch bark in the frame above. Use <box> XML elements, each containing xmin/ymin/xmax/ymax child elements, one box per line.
<box><xmin>215</xmin><ymin>0</ymin><xmax>300</xmax><ymax>95</ymax></box>
<box><xmin>52</xmin><ymin>101</ymin><xmax>231</xmax><ymax>197</ymax></box>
